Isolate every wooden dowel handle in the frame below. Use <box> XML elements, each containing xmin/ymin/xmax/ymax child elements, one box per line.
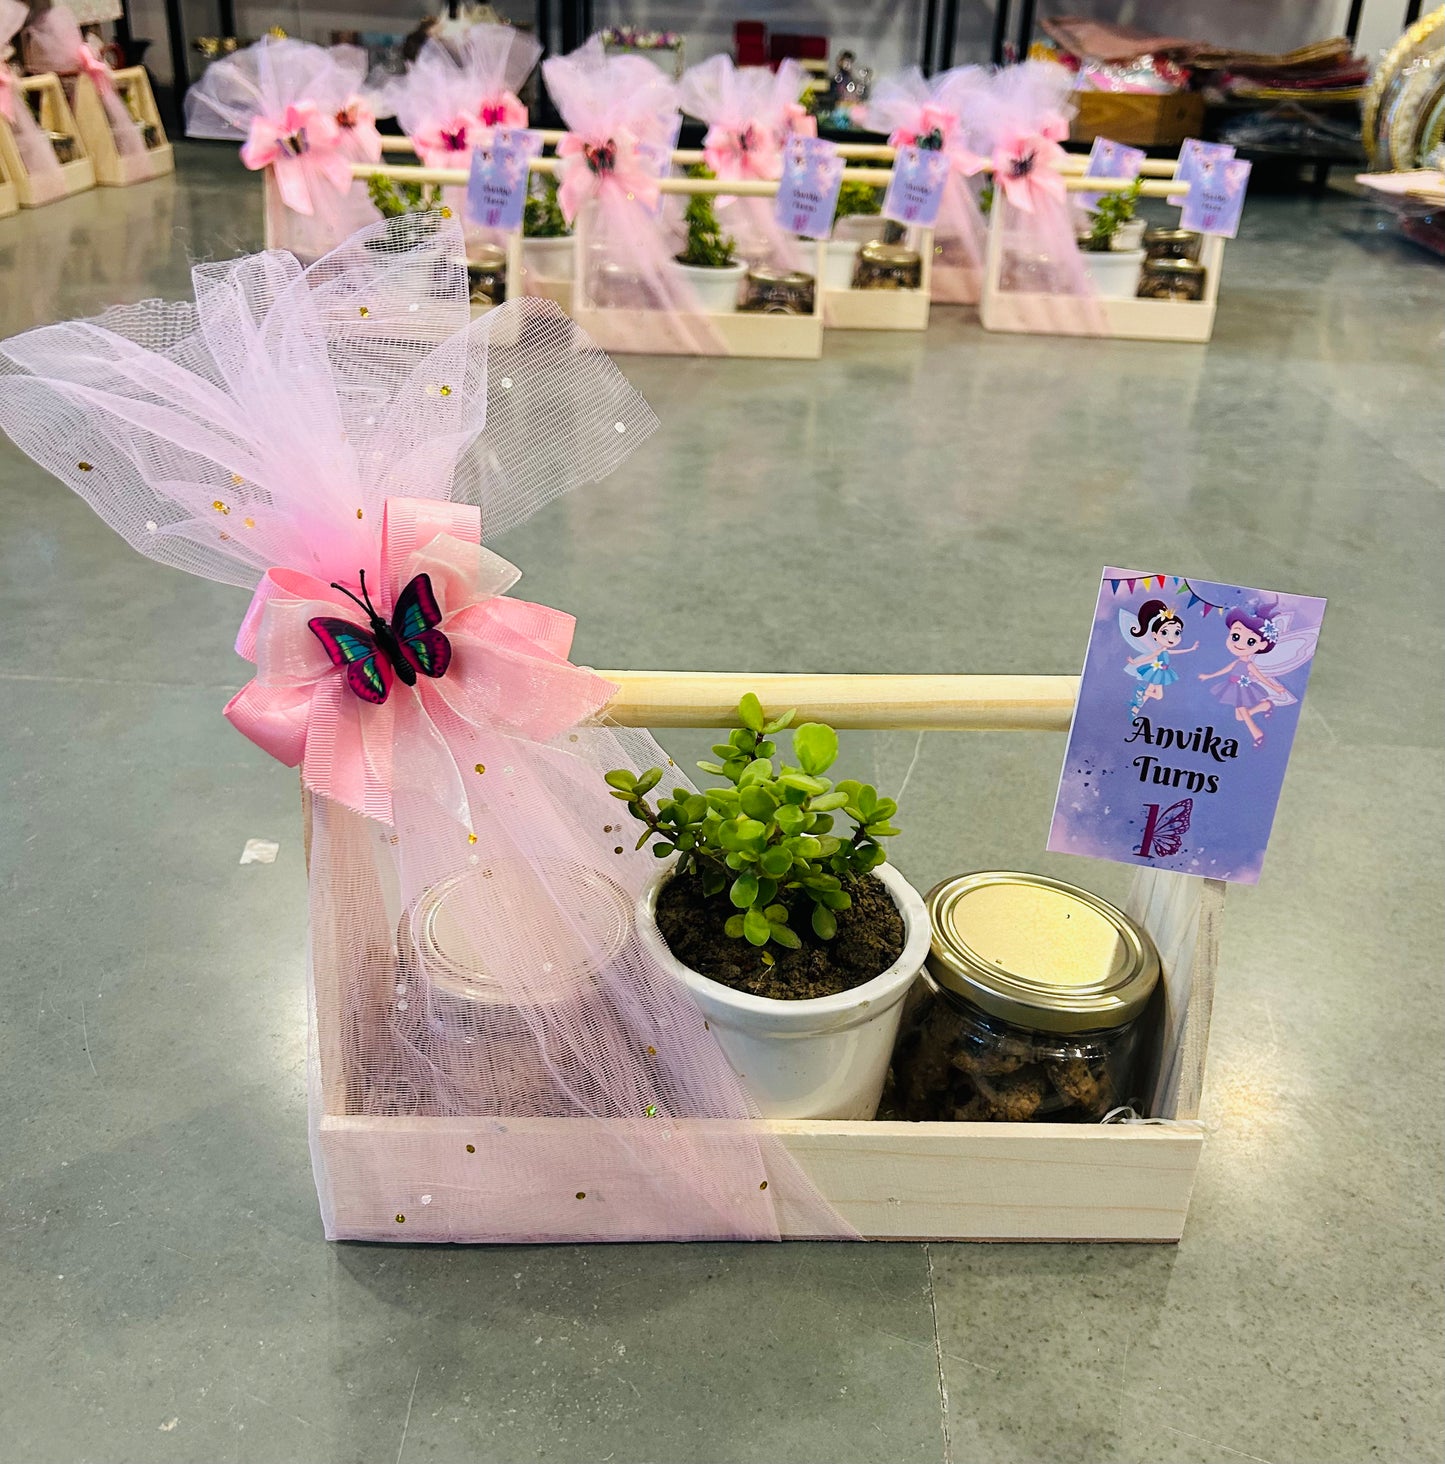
<box><xmin>594</xmin><ymin>672</ymin><xmax>1078</xmax><ymax>731</ymax></box>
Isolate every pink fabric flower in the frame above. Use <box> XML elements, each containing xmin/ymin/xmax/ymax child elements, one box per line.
<box><xmin>240</xmin><ymin>100</ymin><xmax>352</xmax><ymax>216</ymax></box>
<box><xmin>992</xmin><ymin>127</ymin><xmax>1067</xmax><ymax>213</ymax></box>
<box><xmin>226</xmin><ymin>497</ymin><xmax>617</xmax><ymax>825</ymax></box>
<box><xmin>411</xmin><ymin>110</ymin><xmax>486</xmax><ymax>170</ymax></box>
<box><xmin>333</xmin><ymin>94</ymin><xmax>382</xmax><ymax>164</ymax></box>
<box><xmin>476</xmin><ymin>91</ymin><xmax>527</xmax><ymax>129</ymax></box>
<box><xmin>554</xmin><ymin>128</ymin><xmax>661</xmax><ymax>223</ymax></box>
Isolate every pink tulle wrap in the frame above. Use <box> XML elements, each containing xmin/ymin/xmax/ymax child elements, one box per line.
<box><xmin>185</xmin><ymin>37</ymin><xmax>381</xmax><ymax>259</ymax></box>
<box><xmin>678</xmin><ymin>54</ymin><xmax>810</xmax><ymax>272</ymax></box>
<box><xmin>545</xmin><ymin>38</ymin><xmax>725</xmax><ymax>355</ymax></box>
<box><xmin>2</xmin><ymin>0</ymin><xmax>68</xmax><ymax>204</ymax></box>
<box><xmin>0</xmin><ymin>217</ymin><xmax>849</xmax><ymax>1242</ymax></box>
<box><xmin>23</xmin><ymin>4</ymin><xmax>145</xmax><ymax>158</ymax></box>
<box><xmin>865</xmin><ymin>66</ymin><xmax>991</xmax><ymax>304</ymax></box>
<box><xmin>378</xmin><ymin>25</ymin><xmax>539</xmax><ymax>171</ymax></box>
<box><xmin>976</xmin><ymin>62</ymin><xmax>1105</xmax><ymax>334</ymax></box>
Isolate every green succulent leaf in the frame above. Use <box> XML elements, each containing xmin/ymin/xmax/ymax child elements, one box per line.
<box><xmin>811</xmin><ymin>904</ymin><xmax>837</xmax><ymax>940</ymax></box>
<box><xmin>758</xmin><ymin>845</ymin><xmax>793</xmax><ymax>877</ymax></box>
<box><xmin>696</xmin><ymin>760</ymin><xmax>728</xmax><ymax>776</ymax></box>
<box><xmin>808</xmin><ymin>790</ymin><xmax>850</xmax><ymax>812</ymax></box>
<box><xmin>730</xmin><ymin>873</ymin><xmax>759</xmax><ymax>908</ymax></box>
<box><xmin>604</xmin><ymin>770</ymin><xmax>638</xmax><ymax>791</ymax></box>
<box><xmin>780</xmin><ymin>772</ymin><xmax>830</xmax><ymax>797</ymax></box>
<box><xmin>769</xmin><ymin>921</ymin><xmax>802</xmax><ymax>950</ymax></box>
<box><xmin>793</xmin><ymin>722</ymin><xmax>839</xmax><ymax>776</ymax></box>
<box><xmin>743</xmin><ymin>907</ymin><xmax>771</xmax><ymax>945</ymax></box>
<box><xmin>775</xmin><ymin>804</ymin><xmax>806</xmax><ymax>834</ymax></box>
<box><xmin>737</xmin><ymin>693</ymin><xmax>765</xmax><ymax>732</ymax></box>
<box><xmin>724</xmin><ymin>913</ymin><xmax>746</xmax><ymax>938</ymax></box>
<box><xmin>762</xmin><ymin>709</ymin><xmax>797</xmax><ymax>734</ymax></box>
<box><xmin>739</xmin><ymin>786</ymin><xmax>776</xmax><ymax>820</ymax></box>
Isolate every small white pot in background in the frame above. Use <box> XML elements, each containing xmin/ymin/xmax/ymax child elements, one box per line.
<box><xmin>672</xmin><ymin>259</ymin><xmax>748</xmax><ymax>313</ymax></box>
<box><xmin>1081</xmin><ymin>247</ymin><xmax>1145</xmax><ymax>299</ymax></box>
<box><xmin>1111</xmin><ymin>218</ymin><xmax>1146</xmax><ymax>253</ymax></box>
<box><xmin>638</xmin><ymin>862</ymin><xmax>931</xmax><ymax>1121</ymax></box>
<box><xmin>522</xmin><ymin>235</ymin><xmax>576</xmax><ymax>282</ymax></box>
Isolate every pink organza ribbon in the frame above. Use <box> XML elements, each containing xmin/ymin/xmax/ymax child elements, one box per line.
<box><xmin>782</xmin><ymin>102</ymin><xmax>817</xmax><ymax>139</ymax></box>
<box><xmin>702</xmin><ymin>122</ymin><xmax>782</xmax><ymax>181</ymax></box>
<box><xmin>334</xmin><ymin>94</ymin><xmax>382</xmax><ymax>164</ymax></box>
<box><xmin>74</xmin><ymin>40</ymin><xmax>114</xmax><ymax>96</ymax></box>
<box><xmin>241</xmin><ymin>100</ymin><xmax>354</xmax><ymax>216</ymax></box>
<box><xmin>555</xmin><ymin>129</ymin><xmax>661</xmax><ymax>223</ymax></box>
<box><xmin>991</xmin><ymin>116</ymin><xmax>1069</xmax><ymax>213</ymax></box>
<box><xmin>888</xmin><ymin>103</ymin><xmax>988</xmax><ymax>177</ymax></box>
<box><xmin>411</xmin><ymin>109</ymin><xmax>483</xmax><ymax>169</ymax></box>
<box><xmin>0</xmin><ymin>66</ymin><xmax>15</xmax><ymax>124</ymax></box>
<box><xmin>477</xmin><ymin>91</ymin><xmax>526</xmax><ymax>129</ymax></box>
<box><xmin>225</xmin><ymin>497</ymin><xmax>618</xmax><ymax>825</ymax></box>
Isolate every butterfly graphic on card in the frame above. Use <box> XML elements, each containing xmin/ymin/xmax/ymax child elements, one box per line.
<box><xmin>308</xmin><ymin>569</ymin><xmax>451</xmax><ymax>704</ymax></box>
<box><xmin>1137</xmin><ymin>798</ymin><xmax>1192</xmax><ymax>859</ymax></box>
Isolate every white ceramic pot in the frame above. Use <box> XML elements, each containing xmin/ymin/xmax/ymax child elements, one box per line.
<box><xmin>638</xmin><ymin>862</ymin><xmax>931</xmax><ymax>1120</ymax></box>
<box><xmin>1080</xmin><ymin>247</ymin><xmax>1145</xmax><ymax>299</ymax></box>
<box><xmin>523</xmin><ymin>234</ymin><xmax>576</xmax><ymax>282</ymax></box>
<box><xmin>824</xmin><ymin>239</ymin><xmax>863</xmax><ymax>290</ymax></box>
<box><xmin>672</xmin><ymin>259</ymin><xmax>747</xmax><ymax>313</ymax></box>
<box><xmin>1111</xmin><ymin>218</ymin><xmax>1146</xmax><ymax>253</ymax></box>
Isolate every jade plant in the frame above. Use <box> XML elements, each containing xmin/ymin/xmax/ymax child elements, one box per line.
<box><xmin>366</xmin><ymin>174</ymin><xmax>447</xmax><ymax>249</ymax></box>
<box><xmin>524</xmin><ymin>173</ymin><xmax>571</xmax><ymax>238</ymax></box>
<box><xmin>834</xmin><ymin>179</ymin><xmax>884</xmax><ymax>220</ymax></box>
<box><xmin>1081</xmin><ymin>178</ymin><xmax>1143</xmax><ymax>252</ymax></box>
<box><xmin>606</xmin><ymin>696</ymin><xmax>900</xmax><ymax>950</ymax></box>
<box><xmin>676</xmin><ymin>164</ymin><xmax>737</xmax><ymax>268</ymax></box>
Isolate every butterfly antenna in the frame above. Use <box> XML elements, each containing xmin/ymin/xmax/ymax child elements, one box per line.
<box><xmin>329</xmin><ymin>577</ymin><xmax>374</xmax><ymax>618</ymax></box>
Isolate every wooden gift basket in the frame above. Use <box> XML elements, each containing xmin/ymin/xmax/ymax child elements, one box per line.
<box><xmin>0</xmin><ymin>73</ymin><xmax>94</xmax><ymax>205</ymax></box>
<box><xmin>69</xmin><ymin>64</ymin><xmax>173</xmax><ymax>186</ymax></box>
<box><xmin>0</xmin><ymin>147</ymin><xmax>18</xmax><ymax>216</ymax></box>
<box><xmin>310</xmin><ymin>672</ymin><xmax>1222</xmax><ymax>1243</ymax></box>
<box><xmin>980</xmin><ymin>166</ymin><xmax>1226</xmax><ymax>344</ymax></box>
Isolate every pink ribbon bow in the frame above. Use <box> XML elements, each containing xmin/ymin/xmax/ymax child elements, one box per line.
<box><xmin>411</xmin><ymin>109</ymin><xmax>484</xmax><ymax>170</ymax></box>
<box><xmin>224</xmin><ymin>498</ymin><xmax>618</xmax><ymax>825</ymax></box>
<box><xmin>333</xmin><ymin>95</ymin><xmax>382</xmax><ymax>164</ymax></box>
<box><xmin>992</xmin><ymin>123</ymin><xmax>1068</xmax><ymax>213</ymax></box>
<box><xmin>476</xmin><ymin>91</ymin><xmax>528</xmax><ymax>130</ymax></box>
<box><xmin>782</xmin><ymin>102</ymin><xmax>817</xmax><ymax>139</ymax></box>
<box><xmin>888</xmin><ymin>104</ymin><xmax>988</xmax><ymax>178</ymax></box>
<box><xmin>702</xmin><ymin>122</ymin><xmax>783</xmax><ymax>182</ymax></box>
<box><xmin>240</xmin><ymin>101</ymin><xmax>353</xmax><ymax>216</ymax></box>
<box><xmin>555</xmin><ymin>128</ymin><xmax>661</xmax><ymax>224</ymax></box>
<box><xmin>75</xmin><ymin>40</ymin><xmax>115</xmax><ymax>96</ymax></box>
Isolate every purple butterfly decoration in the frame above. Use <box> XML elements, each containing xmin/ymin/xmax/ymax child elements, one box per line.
<box><xmin>309</xmin><ymin>570</ymin><xmax>451</xmax><ymax>705</ymax></box>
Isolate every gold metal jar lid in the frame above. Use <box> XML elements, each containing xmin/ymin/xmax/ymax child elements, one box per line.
<box><xmin>925</xmin><ymin>872</ymin><xmax>1159</xmax><ymax>1034</ymax></box>
<box><xmin>403</xmin><ymin>860</ymin><xmax>631</xmax><ymax>1007</ymax></box>
<box><xmin>859</xmin><ymin>241</ymin><xmax>922</xmax><ymax>267</ymax></box>
<box><xmin>746</xmin><ymin>267</ymin><xmax>815</xmax><ymax>287</ymax></box>
<box><xmin>468</xmin><ymin>244</ymin><xmax>508</xmax><ymax>271</ymax></box>
<box><xmin>1143</xmin><ymin>227</ymin><xmax>1201</xmax><ymax>245</ymax></box>
<box><xmin>1144</xmin><ymin>258</ymin><xmax>1205</xmax><ymax>275</ymax></box>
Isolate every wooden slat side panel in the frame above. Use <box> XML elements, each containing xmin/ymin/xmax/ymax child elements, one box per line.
<box><xmin>318</xmin><ymin>1115</ymin><xmax>1202</xmax><ymax>1244</ymax></box>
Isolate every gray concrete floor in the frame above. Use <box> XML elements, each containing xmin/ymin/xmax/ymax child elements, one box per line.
<box><xmin>1</xmin><ymin>144</ymin><xmax>1441</xmax><ymax>1464</ymax></box>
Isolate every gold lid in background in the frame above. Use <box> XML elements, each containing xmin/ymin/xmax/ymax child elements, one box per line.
<box><xmin>925</xmin><ymin>872</ymin><xmax>1159</xmax><ymax>1033</ymax></box>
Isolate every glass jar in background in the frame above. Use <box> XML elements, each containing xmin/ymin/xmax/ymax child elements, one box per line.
<box><xmin>890</xmin><ymin>872</ymin><xmax>1160</xmax><ymax>1122</ymax></box>
<box><xmin>1138</xmin><ymin>258</ymin><xmax>1207</xmax><ymax>302</ymax></box>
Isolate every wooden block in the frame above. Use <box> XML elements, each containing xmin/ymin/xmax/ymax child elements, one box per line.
<box><xmin>0</xmin><ymin>167</ymin><xmax>18</xmax><ymax>218</ymax></box>
<box><xmin>1070</xmin><ymin>93</ymin><xmax>1207</xmax><ymax>149</ymax></box>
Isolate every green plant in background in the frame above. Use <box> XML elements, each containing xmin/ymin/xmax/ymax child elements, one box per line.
<box><xmin>524</xmin><ymin>172</ymin><xmax>571</xmax><ymax>238</ymax></box>
<box><xmin>834</xmin><ymin>179</ymin><xmax>884</xmax><ymax>220</ymax></box>
<box><xmin>1082</xmin><ymin>178</ymin><xmax>1143</xmax><ymax>252</ymax></box>
<box><xmin>607</xmin><ymin>696</ymin><xmax>901</xmax><ymax>951</ymax></box>
<box><xmin>366</xmin><ymin>173</ymin><xmax>445</xmax><ymax>220</ymax></box>
<box><xmin>676</xmin><ymin>163</ymin><xmax>737</xmax><ymax>268</ymax></box>
<box><xmin>979</xmin><ymin>179</ymin><xmax>994</xmax><ymax>216</ymax></box>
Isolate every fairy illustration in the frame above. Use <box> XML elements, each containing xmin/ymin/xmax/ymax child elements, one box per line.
<box><xmin>1119</xmin><ymin>600</ymin><xmax>1199</xmax><ymax>718</ymax></box>
<box><xmin>1197</xmin><ymin>599</ymin><xmax>1318</xmax><ymax>748</ymax></box>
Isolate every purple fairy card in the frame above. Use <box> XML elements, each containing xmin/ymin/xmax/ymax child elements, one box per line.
<box><xmin>882</xmin><ymin>144</ymin><xmax>951</xmax><ymax>227</ymax></box>
<box><xmin>1176</xmin><ymin>137</ymin><xmax>1235</xmax><ymax>189</ymax></box>
<box><xmin>1078</xmin><ymin>136</ymin><xmax>1145</xmax><ymax>212</ymax></box>
<box><xmin>774</xmin><ymin>136</ymin><xmax>845</xmax><ymax>239</ymax></box>
<box><xmin>1048</xmin><ymin>570</ymin><xmax>1326</xmax><ymax>885</ymax></box>
<box><xmin>464</xmin><ymin>128</ymin><xmax>542</xmax><ymax>232</ymax></box>
<box><xmin>1180</xmin><ymin>156</ymin><xmax>1252</xmax><ymax>237</ymax></box>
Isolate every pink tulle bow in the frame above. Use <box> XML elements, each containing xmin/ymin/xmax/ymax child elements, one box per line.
<box><xmin>74</xmin><ymin>39</ymin><xmax>115</xmax><ymax>95</ymax></box>
<box><xmin>702</xmin><ymin>122</ymin><xmax>783</xmax><ymax>182</ymax></box>
<box><xmin>555</xmin><ymin>129</ymin><xmax>661</xmax><ymax>223</ymax></box>
<box><xmin>334</xmin><ymin>95</ymin><xmax>382</xmax><ymax>164</ymax></box>
<box><xmin>0</xmin><ymin>66</ymin><xmax>15</xmax><ymax>124</ymax></box>
<box><xmin>477</xmin><ymin>91</ymin><xmax>527</xmax><ymax>129</ymax></box>
<box><xmin>412</xmin><ymin>110</ymin><xmax>484</xmax><ymax>169</ymax></box>
<box><xmin>240</xmin><ymin>100</ymin><xmax>353</xmax><ymax>215</ymax></box>
<box><xmin>886</xmin><ymin>104</ymin><xmax>988</xmax><ymax>177</ymax></box>
<box><xmin>782</xmin><ymin>102</ymin><xmax>817</xmax><ymax>139</ymax></box>
<box><xmin>225</xmin><ymin>497</ymin><xmax>618</xmax><ymax>825</ymax></box>
<box><xmin>992</xmin><ymin>127</ymin><xmax>1068</xmax><ymax>213</ymax></box>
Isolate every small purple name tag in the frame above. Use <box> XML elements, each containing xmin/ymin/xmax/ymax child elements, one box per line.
<box><xmin>464</xmin><ymin>128</ymin><xmax>541</xmax><ymax>232</ymax></box>
<box><xmin>1079</xmin><ymin>136</ymin><xmax>1145</xmax><ymax>212</ymax></box>
<box><xmin>882</xmin><ymin>144</ymin><xmax>950</xmax><ymax>227</ymax></box>
<box><xmin>1048</xmin><ymin>569</ymin><xmax>1325</xmax><ymax>885</ymax></box>
<box><xmin>1180</xmin><ymin>155</ymin><xmax>1252</xmax><ymax>237</ymax></box>
<box><xmin>774</xmin><ymin>136</ymin><xmax>845</xmax><ymax>239</ymax></box>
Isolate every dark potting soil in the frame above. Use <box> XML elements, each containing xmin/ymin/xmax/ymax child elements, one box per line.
<box><xmin>655</xmin><ymin>870</ymin><xmax>905</xmax><ymax>1000</ymax></box>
